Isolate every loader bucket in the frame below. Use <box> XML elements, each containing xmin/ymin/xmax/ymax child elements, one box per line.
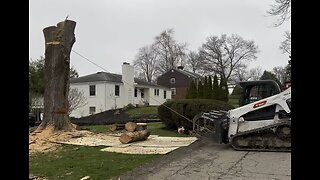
<box><xmin>214</xmin><ymin>118</ymin><xmax>229</xmax><ymax>144</ymax></box>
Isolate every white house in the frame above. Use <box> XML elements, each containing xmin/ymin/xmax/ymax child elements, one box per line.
<box><xmin>69</xmin><ymin>62</ymin><xmax>171</xmax><ymax>118</ymax></box>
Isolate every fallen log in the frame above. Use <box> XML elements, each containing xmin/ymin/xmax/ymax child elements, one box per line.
<box><xmin>110</xmin><ymin>123</ymin><xmax>125</xmax><ymax>132</ymax></box>
<box><xmin>119</xmin><ymin>129</ymin><xmax>150</xmax><ymax>144</ymax></box>
<box><xmin>125</xmin><ymin>122</ymin><xmax>137</xmax><ymax>132</ymax></box>
<box><xmin>136</xmin><ymin>123</ymin><xmax>147</xmax><ymax>131</ymax></box>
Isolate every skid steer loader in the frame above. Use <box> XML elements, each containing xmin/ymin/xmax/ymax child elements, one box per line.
<box><xmin>196</xmin><ymin>80</ymin><xmax>291</xmax><ymax>152</ymax></box>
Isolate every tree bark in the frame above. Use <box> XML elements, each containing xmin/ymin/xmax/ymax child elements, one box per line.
<box><xmin>125</xmin><ymin>122</ymin><xmax>138</xmax><ymax>132</ymax></box>
<box><xmin>136</xmin><ymin>123</ymin><xmax>147</xmax><ymax>131</ymax></box>
<box><xmin>110</xmin><ymin>124</ymin><xmax>125</xmax><ymax>132</ymax></box>
<box><xmin>119</xmin><ymin>130</ymin><xmax>151</xmax><ymax>144</ymax></box>
<box><xmin>37</xmin><ymin>20</ymin><xmax>76</xmax><ymax>132</ymax></box>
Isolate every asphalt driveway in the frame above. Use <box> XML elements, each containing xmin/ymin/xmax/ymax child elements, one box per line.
<box><xmin>115</xmin><ymin>136</ymin><xmax>291</xmax><ymax>180</ymax></box>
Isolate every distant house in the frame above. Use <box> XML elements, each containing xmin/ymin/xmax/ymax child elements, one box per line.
<box><xmin>70</xmin><ymin>62</ymin><xmax>171</xmax><ymax>118</ymax></box>
<box><xmin>30</xmin><ymin>96</ymin><xmax>44</xmax><ymax>121</ymax></box>
<box><xmin>157</xmin><ymin>66</ymin><xmax>202</xmax><ymax>99</ymax></box>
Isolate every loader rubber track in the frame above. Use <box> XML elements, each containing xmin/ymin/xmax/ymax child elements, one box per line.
<box><xmin>230</xmin><ymin>120</ymin><xmax>291</xmax><ymax>152</ymax></box>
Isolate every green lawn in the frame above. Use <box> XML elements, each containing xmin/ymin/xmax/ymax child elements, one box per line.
<box><xmin>125</xmin><ymin>106</ymin><xmax>158</xmax><ymax>118</ymax></box>
<box><xmin>30</xmin><ymin>145</ymin><xmax>160</xmax><ymax>180</ymax></box>
<box><xmin>148</xmin><ymin>122</ymin><xmax>189</xmax><ymax>137</ymax></box>
<box><xmin>81</xmin><ymin>125</ymin><xmax>112</xmax><ymax>134</ymax></box>
<box><xmin>30</xmin><ymin>122</ymin><xmax>190</xmax><ymax>179</ymax></box>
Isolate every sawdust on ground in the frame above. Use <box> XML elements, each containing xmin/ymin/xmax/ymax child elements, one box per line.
<box><xmin>29</xmin><ymin>127</ymin><xmax>94</xmax><ymax>155</ymax></box>
<box><xmin>29</xmin><ymin>128</ymin><xmax>198</xmax><ymax>155</ymax></box>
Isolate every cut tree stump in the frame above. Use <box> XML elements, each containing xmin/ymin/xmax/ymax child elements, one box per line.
<box><xmin>37</xmin><ymin>20</ymin><xmax>77</xmax><ymax>132</ymax></box>
<box><xmin>110</xmin><ymin>124</ymin><xmax>125</xmax><ymax>132</ymax></box>
<box><xmin>125</xmin><ymin>122</ymin><xmax>137</xmax><ymax>132</ymax></box>
<box><xmin>119</xmin><ymin>130</ymin><xmax>150</xmax><ymax>144</ymax></box>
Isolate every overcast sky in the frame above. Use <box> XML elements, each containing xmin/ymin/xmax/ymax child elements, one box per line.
<box><xmin>29</xmin><ymin>0</ymin><xmax>291</xmax><ymax>77</ymax></box>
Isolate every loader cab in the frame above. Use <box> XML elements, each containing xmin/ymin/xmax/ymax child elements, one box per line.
<box><xmin>239</xmin><ymin>80</ymin><xmax>281</xmax><ymax>106</ymax></box>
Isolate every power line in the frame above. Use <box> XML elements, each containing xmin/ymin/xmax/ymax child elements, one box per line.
<box><xmin>72</xmin><ymin>50</ymin><xmax>109</xmax><ymax>72</ymax></box>
<box><xmin>71</xmin><ymin>49</ymin><xmax>193</xmax><ymax>123</ymax></box>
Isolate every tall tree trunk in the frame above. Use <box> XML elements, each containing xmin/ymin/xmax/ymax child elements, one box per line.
<box><xmin>37</xmin><ymin>20</ymin><xmax>76</xmax><ymax>132</ymax></box>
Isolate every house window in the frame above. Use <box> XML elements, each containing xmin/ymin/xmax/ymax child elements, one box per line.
<box><xmin>89</xmin><ymin>85</ymin><xmax>96</xmax><ymax>96</ymax></box>
<box><xmin>89</xmin><ymin>106</ymin><xmax>96</xmax><ymax>114</ymax></box>
<box><xmin>141</xmin><ymin>89</ymin><xmax>144</xmax><ymax>98</ymax></box>
<box><xmin>164</xmin><ymin>90</ymin><xmax>166</xmax><ymax>99</ymax></box>
<box><xmin>154</xmin><ymin>89</ymin><xmax>159</xmax><ymax>96</ymax></box>
<box><xmin>170</xmin><ymin>78</ymin><xmax>175</xmax><ymax>84</ymax></box>
<box><xmin>134</xmin><ymin>88</ymin><xmax>137</xmax><ymax>97</ymax></box>
<box><xmin>115</xmin><ymin>85</ymin><xmax>120</xmax><ymax>96</ymax></box>
<box><xmin>171</xmin><ymin>88</ymin><xmax>176</xmax><ymax>95</ymax></box>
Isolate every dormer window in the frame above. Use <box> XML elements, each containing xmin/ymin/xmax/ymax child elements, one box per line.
<box><xmin>170</xmin><ymin>78</ymin><xmax>175</xmax><ymax>84</ymax></box>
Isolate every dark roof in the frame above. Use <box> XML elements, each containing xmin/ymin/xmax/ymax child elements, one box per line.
<box><xmin>175</xmin><ymin>69</ymin><xmax>202</xmax><ymax>78</ymax></box>
<box><xmin>70</xmin><ymin>72</ymin><xmax>162</xmax><ymax>88</ymax></box>
<box><xmin>134</xmin><ymin>78</ymin><xmax>161</xmax><ymax>87</ymax></box>
<box><xmin>70</xmin><ymin>72</ymin><xmax>121</xmax><ymax>83</ymax></box>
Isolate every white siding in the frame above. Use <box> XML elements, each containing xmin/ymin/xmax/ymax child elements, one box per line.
<box><xmin>133</xmin><ymin>88</ymin><xmax>143</xmax><ymax>106</ymax></box>
<box><xmin>148</xmin><ymin>88</ymin><xmax>171</xmax><ymax>106</ymax></box>
<box><xmin>70</xmin><ymin>82</ymin><xmax>107</xmax><ymax>118</ymax></box>
<box><xmin>70</xmin><ymin>82</ymin><xmax>171</xmax><ymax>118</ymax></box>
<box><xmin>104</xmin><ymin>83</ymin><xmax>125</xmax><ymax>110</ymax></box>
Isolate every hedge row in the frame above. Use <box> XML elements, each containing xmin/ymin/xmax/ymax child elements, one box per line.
<box><xmin>158</xmin><ymin>99</ymin><xmax>234</xmax><ymax>130</ymax></box>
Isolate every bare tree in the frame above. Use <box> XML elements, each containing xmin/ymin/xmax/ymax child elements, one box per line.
<box><xmin>280</xmin><ymin>31</ymin><xmax>291</xmax><ymax>55</ymax></box>
<box><xmin>272</xmin><ymin>66</ymin><xmax>287</xmax><ymax>84</ymax></box>
<box><xmin>70</xmin><ymin>66</ymin><xmax>79</xmax><ymax>78</ymax></box>
<box><xmin>267</xmin><ymin>0</ymin><xmax>291</xmax><ymax>27</ymax></box>
<box><xmin>185</xmin><ymin>51</ymin><xmax>205</xmax><ymax>75</ymax></box>
<box><xmin>153</xmin><ymin>29</ymin><xmax>187</xmax><ymax>74</ymax></box>
<box><xmin>134</xmin><ymin>71</ymin><xmax>147</xmax><ymax>81</ymax></box>
<box><xmin>229</xmin><ymin>63</ymin><xmax>250</xmax><ymax>85</ymax></box>
<box><xmin>133</xmin><ymin>45</ymin><xmax>158</xmax><ymax>82</ymax></box>
<box><xmin>68</xmin><ymin>88</ymin><xmax>88</xmax><ymax>115</ymax></box>
<box><xmin>229</xmin><ymin>65</ymin><xmax>263</xmax><ymax>84</ymax></box>
<box><xmin>248</xmin><ymin>66</ymin><xmax>263</xmax><ymax>81</ymax></box>
<box><xmin>199</xmin><ymin>34</ymin><xmax>259</xmax><ymax>82</ymax></box>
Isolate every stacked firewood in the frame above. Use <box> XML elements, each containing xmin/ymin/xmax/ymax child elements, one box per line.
<box><xmin>111</xmin><ymin>122</ymin><xmax>150</xmax><ymax>144</ymax></box>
